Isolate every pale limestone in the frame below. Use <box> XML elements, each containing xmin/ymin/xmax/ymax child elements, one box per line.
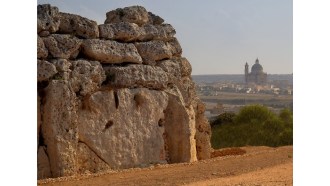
<box><xmin>37</xmin><ymin>4</ymin><xmax>60</xmax><ymax>33</ymax></box>
<box><xmin>105</xmin><ymin>6</ymin><xmax>149</xmax><ymax>26</ymax></box>
<box><xmin>59</xmin><ymin>12</ymin><xmax>99</xmax><ymax>39</ymax></box>
<box><xmin>103</xmin><ymin>65</ymin><xmax>168</xmax><ymax>90</ymax></box>
<box><xmin>42</xmin><ymin>80</ymin><xmax>78</xmax><ymax>177</ymax></box>
<box><xmin>37</xmin><ymin>36</ymin><xmax>48</xmax><ymax>59</ymax></box>
<box><xmin>70</xmin><ymin>60</ymin><xmax>106</xmax><ymax>96</ymax></box>
<box><xmin>77</xmin><ymin>88</ymin><xmax>169</xmax><ymax>169</ymax></box>
<box><xmin>43</xmin><ymin>34</ymin><xmax>81</xmax><ymax>59</ymax></box>
<box><xmin>37</xmin><ymin>60</ymin><xmax>57</xmax><ymax>82</ymax></box>
<box><xmin>82</xmin><ymin>39</ymin><xmax>142</xmax><ymax>64</ymax></box>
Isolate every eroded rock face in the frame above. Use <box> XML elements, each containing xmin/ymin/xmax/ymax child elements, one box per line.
<box><xmin>59</xmin><ymin>12</ymin><xmax>99</xmax><ymax>39</ymax></box>
<box><xmin>37</xmin><ymin>36</ymin><xmax>48</xmax><ymax>59</ymax></box>
<box><xmin>37</xmin><ymin>146</ymin><xmax>52</xmax><ymax>179</ymax></box>
<box><xmin>37</xmin><ymin>60</ymin><xmax>57</xmax><ymax>82</ymax></box>
<box><xmin>78</xmin><ymin>88</ymin><xmax>169</xmax><ymax>169</ymax></box>
<box><xmin>105</xmin><ymin>6</ymin><xmax>149</xmax><ymax>26</ymax></box>
<box><xmin>37</xmin><ymin>4</ymin><xmax>60</xmax><ymax>33</ymax></box>
<box><xmin>103</xmin><ymin>65</ymin><xmax>168</xmax><ymax>90</ymax></box>
<box><xmin>43</xmin><ymin>34</ymin><xmax>82</xmax><ymax>59</ymax></box>
<box><xmin>82</xmin><ymin>39</ymin><xmax>142</xmax><ymax>64</ymax></box>
<box><xmin>42</xmin><ymin>80</ymin><xmax>78</xmax><ymax>177</ymax></box>
<box><xmin>70</xmin><ymin>60</ymin><xmax>106</xmax><ymax>96</ymax></box>
<box><xmin>37</xmin><ymin>4</ymin><xmax>212</xmax><ymax>179</ymax></box>
<box><xmin>99</xmin><ymin>22</ymin><xmax>175</xmax><ymax>42</ymax></box>
<box><xmin>164</xmin><ymin>87</ymin><xmax>197</xmax><ymax>163</ymax></box>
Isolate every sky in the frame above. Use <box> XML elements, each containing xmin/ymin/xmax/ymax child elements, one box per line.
<box><xmin>37</xmin><ymin>0</ymin><xmax>292</xmax><ymax>75</ymax></box>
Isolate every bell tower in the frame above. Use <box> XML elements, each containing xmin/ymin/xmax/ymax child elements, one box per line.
<box><xmin>245</xmin><ymin>62</ymin><xmax>249</xmax><ymax>84</ymax></box>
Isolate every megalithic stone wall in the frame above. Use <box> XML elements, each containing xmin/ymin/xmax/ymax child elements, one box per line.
<box><xmin>37</xmin><ymin>4</ymin><xmax>212</xmax><ymax>179</ymax></box>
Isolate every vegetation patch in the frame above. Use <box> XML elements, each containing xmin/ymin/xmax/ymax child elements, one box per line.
<box><xmin>211</xmin><ymin>105</ymin><xmax>293</xmax><ymax>149</ymax></box>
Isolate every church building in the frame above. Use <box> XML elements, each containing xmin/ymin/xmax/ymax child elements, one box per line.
<box><xmin>244</xmin><ymin>58</ymin><xmax>267</xmax><ymax>85</ymax></box>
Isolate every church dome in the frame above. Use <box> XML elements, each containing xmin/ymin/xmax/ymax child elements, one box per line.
<box><xmin>251</xmin><ymin>58</ymin><xmax>263</xmax><ymax>73</ymax></box>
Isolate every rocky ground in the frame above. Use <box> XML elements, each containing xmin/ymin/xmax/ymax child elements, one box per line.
<box><xmin>38</xmin><ymin>146</ymin><xmax>293</xmax><ymax>186</ymax></box>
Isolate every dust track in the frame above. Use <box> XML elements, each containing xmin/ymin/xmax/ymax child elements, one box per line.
<box><xmin>38</xmin><ymin>146</ymin><xmax>293</xmax><ymax>186</ymax></box>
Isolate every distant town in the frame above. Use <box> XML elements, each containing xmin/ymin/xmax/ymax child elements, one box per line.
<box><xmin>192</xmin><ymin>59</ymin><xmax>293</xmax><ymax>119</ymax></box>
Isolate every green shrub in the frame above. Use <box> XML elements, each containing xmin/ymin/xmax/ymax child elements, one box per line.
<box><xmin>211</xmin><ymin>112</ymin><xmax>236</xmax><ymax>126</ymax></box>
<box><xmin>211</xmin><ymin>105</ymin><xmax>293</xmax><ymax>149</ymax></box>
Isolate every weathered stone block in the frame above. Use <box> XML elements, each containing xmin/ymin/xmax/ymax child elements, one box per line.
<box><xmin>59</xmin><ymin>12</ymin><xmax>99</xmax><ymax>39</ymax></box>
<box><xmin>37</xmin><ymin>4</ymin><xmax>60</xmax><ymax>33</ymax></box>
<box><xmin>82</xmin><ymin>39</ymin><xmax>142</xmax><ymax>64</ymax></box>
<box><xmin>77</xmin><ymin>88</ymin><xmax>169</xmax><ymax>169</ymax></box>
<box><xmin>37</xmin><ymin>60</ymin><xmax>57</xmax><ymax>82</ymax></box>
<box><xmin>37</xmin><ymin>36</ymin><xmax>48</xmax><ymax>59</ymax></box>
<box><xmin>105</xmin><ymin>6</ymin><xmax>149</xmax><ymax>26</ymax></box>
<box><xmin>43</xmin><ymin>34</ymin><xmax>82</xmax><ymax>59</ymax></box>
<box><xmin>103</xmin><ymin>64</ymin><xmax>168</xmax><ymax>90</ymax></box>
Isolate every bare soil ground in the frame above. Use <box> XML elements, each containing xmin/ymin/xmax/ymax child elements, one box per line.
<box><xmin>38</xmin><ymin>146</ymin><xmax>293</xmax><ymax>186</ymax></box>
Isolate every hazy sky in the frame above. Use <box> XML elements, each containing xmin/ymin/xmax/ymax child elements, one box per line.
<box><xmin>37</xmin><ymin>0</ymin><xmax>292</xmax><ymax>75</ymax></box>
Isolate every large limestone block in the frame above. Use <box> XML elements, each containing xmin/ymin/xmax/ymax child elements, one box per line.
<box><xmin>147</xmin><ymin>12</ymin><xmax>164</xmax><ymax>25</ymax></box>
<box><xmin>43</xmin><ymin>34</ymin><xmax>81</xmax><ymax>59</ymax></box>
<box><xmin>70</xmin><ymin>60</ymin><xmax>106</xmax><ymax>96</ymax></box>
<box><xmin>105</xmin><ymin>6</ymin><xmax>149</xmax><ymax>26</ymax></box>
<box><xmin>99</xmin><ymin>22</ymin><xmax>142</xmax><ymax>42</ymax></box>
<box><xmin>42</xmin><ymin>80</ymin><xmax>78</xmax><ymax>177</ymax></box>
<box><xmin>37</xmin><ymin>60</ymin><xmax>57</xmax><ymax>82</ymax></box>
<box><xmin>59</xmin><ymin>12</ymin><xmax>99</xmax><ymax>39</ymax></box>
<box><xmin>103</xmin><ymin>65</ymin><xmax>168</xmax><ymax>90</ymax></box>
<box><xmin>163</xmin><ymin>86</ymin><xmax>197</xmax><ymax>163</ymax></box>
<box><xmin>99</xmin><ymin>22</ymin><xmax>175</xmax><ymax>42</ymax></box>
<box><xmin>168</xmin><ymin>38</ymin><xmax>182</xmax><ymax>57</ymax></box>
<box><xmin>176</xmin><ymin>57</ymin><xmax>192</xmax><ymax>77</ymax></box>
<box><xmin>77</xmin><ymin>88</ymin><xmax>169</xmax><ymax>169</ymax></box>
<box><xmin>37</xmin><ymin>4</ymin><xmax>60</xmax><ymax>33</ymax></box>
<box><xmin>177</xmin><ymin>76</ymin><xmax>196</xmax><ymax>106</ymax></box>
<box><xmin>134</xmin><ymin>40</ymin><xmax>172</xmax><ymax>65</ymax></box>
<box><xmin>157</xmin><ymin>59</ymin><xmax>181</xmax><ymax>83</ymax></box>
<box><xmin>37</xmin><ymin>36</ymin><xmax>48</xmax><ymax>59</ymax></box>
<box><xmin>77</xmin><ymin>142</ymin><xmax>110</xmax><ymax>174</ymax></box>
<box><xmin>37</xmin><ymin>146</ymin><xmax>52</xmax><ymax>179</ymax></box>
<box><xmin>82</xmin><ymin>39</ymin><xmax>142</xmax><ymax>64</ymax></box>
<box><xmin>194</xmin><ymin>99</ymin><xmax>212</xmax><ymax>160</ymax></box>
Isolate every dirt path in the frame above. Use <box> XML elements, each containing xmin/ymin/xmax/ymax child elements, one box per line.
<box><xmin>38</xmin><ymin>146</ymin><xmax>293</xmax><ymax>186</ymax></box>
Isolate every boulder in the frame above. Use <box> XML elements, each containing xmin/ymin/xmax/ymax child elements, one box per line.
<box><xmin>147</xmin><ymin>12</ymin><xmax>164</xmax><ymax>25</ymax></box>
<box><xmin>70</xmin><ymin>60</ymin><xmax>106</xmax><ymax>96</ymax></box>
<box><xmin>138</xmin><ymin>24</ymin><xmax>175</xmax><ymax>41</ymax></box>
<box><xmin>37</xmin><ymin>146</ymin><xmax>52</xmax><ymax>179</ymax></box>
<box><xmin>194</xmin><ymin>99</ymin><xmax>212</xmax><ymax>160</ymax></box>
<box><xmin>105</xmin><ymin>6</ymin><xmax>149</xmax><ymax>26</ymax></box>
<box><xmin>43</xmin><ymin>34</ymin><xmax>82</xmax><ymax>59</ymax></box>
<box><xmin>42</xmin><ymin>80</ymin><xmax>79</xmax><ymax>177</ymax></box>
<box><xmin>168</xmin><ymin>38</ymin><xmax>182</xmax><ymax>57</ymax></box>
<box><xmin>77</xmin><ymin>88</ymin><xmax>169</xmax><ymax>169</ymax></box>
<box><xmin>37</xmin><ymin>36</ymin><xmax>48</xmax><ymax>59</ymax></box>
<box><xmin>163</xmin><ymin>86</ymin><xmax>197</xmax><ymax>163</ymax></box>
<box><xmin>37</xmin><ymin>4</ymin><xmax>60</xmax><ymax>33</ymax></box>
<box><xmin>176</xmin><ymin>57</ymin><xmax>192</xmax><ymax>77</ymax></box>
<box><xmin>99</xmin><ymin>22</ymin><xmax>175</xmax><ymax>42</ymax></box>
<box><xmin>99</xmin><ymin>22</ymin><xmax>142</xmax><ymax>42</ymax></box>
<box><xmin>134</xmin><ymin>40</ymin><xmax>172</xmax><ymax>65</ymax></box>
<box><xmin>103</xmin><ymin>65</ymin><xmax>168</xmax><ymax>90</ymax></box>
<box><xmin>37</xmin><ymin>60</ymin><xmax>57</xmax><ymax>82</ymax></box>
<box><xmin>82</xmin><ymin>39</ymin><xmax>142</xmax><ymax>64</ymax></box>
<box><xmin>157</xmin><ymin>59</ymin><xmax>181</xmax><ymax>83</ymax></box>
<box><xmin>59</xmin><ymin>12</ymin><xmax>99</xmax><ymax>39</ymax></box>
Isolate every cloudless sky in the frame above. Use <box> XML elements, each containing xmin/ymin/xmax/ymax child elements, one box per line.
<box><xmin>37</xmin><ymin>0</ymin><xmax>292</xmax><ymax>75</ymax></box>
